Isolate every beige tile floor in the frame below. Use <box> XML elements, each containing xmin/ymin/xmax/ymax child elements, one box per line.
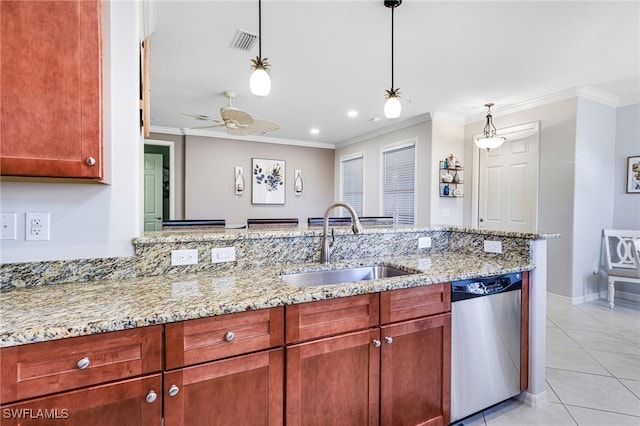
<box><xmin>451</xmin><ymin>295</ymin><xmax>640</xmax><ymax>426</ymax></box>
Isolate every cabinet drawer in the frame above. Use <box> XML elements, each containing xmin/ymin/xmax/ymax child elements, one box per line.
<box><xmin>286</xmin><ymin>294</ymin><xmax>379</xmax><ymax>344</ymax></box>
<box><xmin>380</xmin><ymin>283</ymin><xmax>450</xmax><ymax>324</ymax></box>
<box><xmin>165</xmin><ymin>307</ymin><xmax>284</xmax><ymax>370</ymax></box>
<box><xmin>0</xmin><ymin>326</ymin><xmax>162</xmax><ymax>404</ymax></box>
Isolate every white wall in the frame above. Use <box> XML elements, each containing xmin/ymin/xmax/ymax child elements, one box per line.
<box><xmin>0</xmin><ymin>1</ymin><xmax>141</xmax><ymax>263</ymax></box>
<box><xmin>334</xmin><ymin>121</ymin><xmax>432</xmax><ymax>225</ymax></box>
<box><xmin>464</xmin><ymin>98</ymin><xmax>578</xmax><ymax>297</ymax></box>
<box><xmin>184</xmin><ymin>135</ymin><xmax>335</xmax><ymax>225</ymax></box>
<box><xmin>572</xmin><ymin>98</ymin><xmax>616</xmax><ymax>301</ymax></box>
<box><xmin>430</xmin><ymin>117</ymin><xmax>465</xmax><ymax>226</ymax></box>
<box><xmin>614</xmin><ymin>103</ymin><xmax>640</xmax><ymax>229</ymax></box>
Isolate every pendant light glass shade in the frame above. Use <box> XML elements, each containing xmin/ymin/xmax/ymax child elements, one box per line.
<box><xmin>250</xmin><ymin>0</ymin><xmax>271</xmax><ymax>96</ymax></box>
<box><xmin>384</xmin><ymin>95</ymin><xmax>401</xmax><ymax>119</ymax></box>
<box><xmin>474</xmin><ymin>103</ymin><xmax>506</xmax><ymax>151</ymax></box>
<box><xmin>250</xmin><ymin>67</ymin><xmax>271</xmax><ymax>96</ymax></box>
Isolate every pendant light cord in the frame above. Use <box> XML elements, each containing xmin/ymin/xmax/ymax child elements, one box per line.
<box><xmin>258</xmin><ymin>0</ymin><xmax>262</xmax><ymax>58</ymax></box>
<box><xmin>391</xmin><ymin>5</ymin><xmax>394</xmax><ymax>89</ymax></box>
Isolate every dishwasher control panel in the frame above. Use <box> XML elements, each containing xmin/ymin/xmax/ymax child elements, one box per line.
<box><xmin>451</xmin><ymin>272</ymin><xmax>522</xmax><ymax>301</ymax></box>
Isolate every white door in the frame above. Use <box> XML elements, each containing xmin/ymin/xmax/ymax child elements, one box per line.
<box><xmin>478</xmin><ymin>123</ymin><xmax>539</xmax><ymax>232</ymax></box>
<box><xmin>144</xmin><ymin>153</ymin><xmax>163</xmax><ymax>231</ymax></box>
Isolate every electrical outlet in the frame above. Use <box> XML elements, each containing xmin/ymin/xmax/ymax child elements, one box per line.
<box><xmin>25</xmin><ymin>212</ymin><xmax>50</xmax><ymax>241</ymax></box>
<box><xmin>418</xmin><ymin>236</ymin><xmax>432</xmax><ymax>249</ymax></box>
<box><xmin>211</xmin><ymin>247</ymin><xmax>236</xmax><ymax>263</ymax></box>
<box><xmin>1</xmin><ymin>213</ymin><xmax>17</xmax><ymax>240</ymax></box>
<box><xmin>171</xmin><ymin>249</ymin><xmax>198</xmax><ymax>266</ymax></box>
<box><xmin>483</xmin><ymin>240</ymin><xmax>502</xmax><ymax>254</ymax></box>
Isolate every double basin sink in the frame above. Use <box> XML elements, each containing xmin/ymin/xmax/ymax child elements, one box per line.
<box><xmin>279</xmin><ymin>265</ymin><xmax>416</xmax><ymax>287</ymax></box>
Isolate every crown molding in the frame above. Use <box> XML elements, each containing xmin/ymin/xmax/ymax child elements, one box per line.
<box><xmin>576</xmin><ymin>86</ymin><xmax>621</xmax><ymax>107</ymax></box>
<box><xmin>183</xmin><ymin>128</ymin><xmax>335</xmax><ymax>149</ymax></box>
<box><xmin>617</xmin><ymin>95</ymin><xmax>640</xmax><ymax>108</ymax></box>
<box><xmin>335</xmin><ymin>112</ymin><xmax>432</xmax><ymax>148</ymax></box>
<box><xmin>149</xmin><ymin>125</ymin><xmax>184</xmax><ymax>136</ymax></box>
<box><xmin>431</xmin><ymin>111</ymin><xmax>466</xmax><ymax>125</ymax></box>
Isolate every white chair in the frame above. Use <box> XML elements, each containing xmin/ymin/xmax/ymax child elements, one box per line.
<box><xmin>601</xmin><ymin>229</ymin><xmax>640</xmax><ymax>309</ymax></box>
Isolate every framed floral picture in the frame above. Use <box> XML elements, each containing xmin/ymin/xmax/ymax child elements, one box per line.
<box><xmin>627</xmin><ymin>156</ymin><xmax>640</xmax><ymax>193</ymax></box>
<box><xmin>252</xmin><ymin>158</ymin><xmax>285</xmax><ymax>204</ymax></box>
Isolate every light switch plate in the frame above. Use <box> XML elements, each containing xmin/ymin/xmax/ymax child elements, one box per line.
<box><xmin>484</xmin><ymin>240</ymin><xmax>502</xmax><ymax>254</ymax></box>
<box><xmin>211</xmin><ymin>247</ymin><xmax>236</xmax><ymax>263</ymax></box>
<box><xmin>1</xmin><ymin>213</ymin><xmax>17</xmax><ymax>240</ymax></box>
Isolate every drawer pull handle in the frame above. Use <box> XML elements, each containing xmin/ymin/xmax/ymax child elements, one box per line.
<box><xmin>77</xmin><ymin>357</ymin><xmax>90</xmax><ymax>370</ymax></box>
<box><xmin>85</xmin><ymin>157</ymin><xmax>96</xmax><ymax>166</ymax></box>
<box><xmin>168</xmin><ymin>385</ymin><xmax>180</xmax><ymax>397</ymax></box>
<box><xmin>384</xmin><ymin>336</ymin><xmax>393</xmax><ymax>345</ymax></box>
<box><xmin>146</xmin><ymin>390</ymin><xmax>157</xmax><ymax>403</ymax></box>
<box><xmin>225</xmin><ymin>331</ymin><xmax>235</xmax><ymax>342</ymax></box>
<box><xmin>372</xmin><ymin>340</ymin><xmax>381</xmax><ymax>348</ymax></box>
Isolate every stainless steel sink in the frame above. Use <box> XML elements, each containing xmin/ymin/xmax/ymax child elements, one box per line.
<box><xmin>279</xmin><ymin>265</ymin><xmax>415</xmax><ymax>287</ymax></box>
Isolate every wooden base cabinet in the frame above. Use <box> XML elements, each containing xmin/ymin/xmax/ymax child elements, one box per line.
<box><xmin>380</xmin><ymin>313</ymin><xmax>451</xmax><ymax>426</ymax></box>
<box><xmin>164</xmin><ymin>349</ymin><xmax>284</xmax><ymax>426</ymax></box>
<box><xmin>0</xmin><ymin>375</ymin><xmax>162</xmax><ymax>426</ymax></box>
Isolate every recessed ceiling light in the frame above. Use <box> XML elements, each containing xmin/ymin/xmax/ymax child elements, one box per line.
<box><xmin>310</xmin><ymin>128</ymin><xmax>320</xmax><ymax>135</ymax></box>
<box><xmin>347</xmin><ymin>110</ymin><xmax>358</xmax><ymax>118</ymax></box>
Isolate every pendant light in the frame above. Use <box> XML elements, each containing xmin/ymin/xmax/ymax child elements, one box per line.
<box><xmin>384</xmin><ymin>0</ymin><xmax>402</xmax><ymax>119</ymax></box>
<box><xmin>250</xmin><ymin>0</ymin><xmax>271</xmax><ymax>96</ymax></box>
<box><xmin>475</xmin><ymin>103</ymin><xmax>506</xmax><ymax>151</ymax></box>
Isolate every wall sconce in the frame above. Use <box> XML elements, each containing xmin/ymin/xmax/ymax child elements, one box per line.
<box><xmin>294</xmin><ymin>169</ymin><xmax>303</xmax><ymax>194</ymax></box>
<box><xmin>234</xmin><ymin>166</ymin><xmax>245</xmax><ymax>195</ymax></box>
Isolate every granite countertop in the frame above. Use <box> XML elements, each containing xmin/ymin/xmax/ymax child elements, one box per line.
<box><xmin>0</xmin><ymin>253</ymin><xmax>534</xmax><ymax>348</ymax></box>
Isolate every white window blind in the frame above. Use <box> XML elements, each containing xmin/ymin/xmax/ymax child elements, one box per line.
<box><xmin>341</xmin><ymin>155</ymin><xmax>364</xmax><ymax>216</ymax></box>
<box><xmin>382</xmin><ymin>144</ymin><xmax>415</xmax><ymax>224</ymax></box>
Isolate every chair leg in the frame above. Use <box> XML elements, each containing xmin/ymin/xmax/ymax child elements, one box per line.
<box><xmin>607</xmin><ymin>278</ymin><xmax>615</xmax><ymax>309</ymax></box>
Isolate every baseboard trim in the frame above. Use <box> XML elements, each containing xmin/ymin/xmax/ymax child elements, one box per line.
<box><xmin>518</xmin><ymin>390</ymin><xmax>548</xmax><ymax>409</ymax></box>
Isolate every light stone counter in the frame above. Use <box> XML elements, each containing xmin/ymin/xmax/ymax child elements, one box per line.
<box><xmin>0</xmin><ymin>252</ymin><xmax>533</xmax><ymax>348</ymax></box>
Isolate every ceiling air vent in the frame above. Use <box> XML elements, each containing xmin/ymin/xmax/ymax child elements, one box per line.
<box><xmin>230</xmin><ymin>29</ymin><xmax>257</xmax><ymax>51</ymax></box>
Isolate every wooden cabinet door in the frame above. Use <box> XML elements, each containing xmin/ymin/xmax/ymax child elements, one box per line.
<box><xmin>164</xmin><ymin>349</ymin><xmax>283</xmax><ymax>426</ymax></box>
<box><xmin>0</xmin><ymin>374</ymin><xmax>161</xmax><ymax>426</ymax></box>
<box><xmin>0</xmin><ymin>0</ymin><xmax>103</xmax><ymax>179</ymax></box>
<box><xmin>286</xmin><ymin>328</ymin><xmax>380</xmax><ymax>426</ymax></box>
<box><xmin>379</xmin><ymin>313</ymin><xmax>451</xmax><ymax>426</ymax></box>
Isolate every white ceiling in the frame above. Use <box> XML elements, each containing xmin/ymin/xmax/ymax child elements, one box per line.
<box><xmin>148</xmin><ymin>0</ymin><xmax>640</xmax><ymax>147</ymax></box>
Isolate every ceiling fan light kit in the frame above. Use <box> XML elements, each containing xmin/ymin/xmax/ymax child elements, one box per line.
<box><xmin>384</xmin><ymin>0</ymin><xmax>402</xmax><ymax>119</ymax></box>
<box><xmin>250</xmin><ymin>0</ymin><xmax>271</xmax><ymax>96</ymax></box>
<box><xmin>474</xmin><ymin>103</ymin><xmax>506</xmax><ymax>151</ymax></box>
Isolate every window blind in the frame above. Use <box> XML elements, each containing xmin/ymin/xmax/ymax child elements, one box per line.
<box><xmin>341</xmin><ymin>155</ymin><xmax>364</xmax><ymax>216</ymax></box>
<box><xmin>382</xmin><ymin>144</ymin><xmax>415</xmax><ymax>224</ymax></box>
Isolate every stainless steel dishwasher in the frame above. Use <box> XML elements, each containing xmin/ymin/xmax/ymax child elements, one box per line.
<box><xmin>450</xmin><ymin>272</ymin><xmax>523</xmax><ymax>423</ymax></box>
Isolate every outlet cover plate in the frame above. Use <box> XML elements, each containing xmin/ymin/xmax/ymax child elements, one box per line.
<box><xmin>211</xmin><ymin>247</ymin><xmax>236</xmax><ymax>263</ymax></box>
<box><xmin>484</xmin><ymin>240</ymin><xmax>502</xmax><ymax>254</ymax></box>
<box><xmin>418</xmin><ymin>236</ymin><xmax>432</xmax><ymax>249</ymax></box>
<box><xmin>25</xmin><ymin>212</ymin><xmax>50</xmax><ymax>241</ymax></box>
<box><xmin>171</xmin><ymin>249</ymin><xmax>198</xmax><ymax>266</ymax></box>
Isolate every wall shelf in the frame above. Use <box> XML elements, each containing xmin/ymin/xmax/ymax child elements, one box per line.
<box><xmin>439</xmin><ymin>160</ymin><xmax>464</xmax><ymax>197</ymax></box>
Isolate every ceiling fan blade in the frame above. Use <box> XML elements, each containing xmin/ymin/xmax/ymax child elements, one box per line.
<box><xmin>221</xmin><ymin>107</ymin><xmax>253</xmax><ymax>125</ymax></box>
<box><xmin>248</xmin><ymin>119</ymin><xmax>280</xmax><ymax>134</ymax></box>
<box><xmin>180</xmin><ymin>112</ymin><xmax>216</xmax><ymax>122</ymax></box>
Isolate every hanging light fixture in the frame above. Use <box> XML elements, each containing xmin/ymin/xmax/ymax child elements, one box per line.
<box><xmin>475</xmin><ymin>103</ymin><xmax>506</xmax><ymax>151</ymax></box>
<box><xmin>250</xmin><ymin>0</ymin><xmax>271</xmax><ymax>96</ymax></box>
<box><xmin>384</xmin><ymin>0</ymin><xmax>402</xmax><ymax>119</ymax></box>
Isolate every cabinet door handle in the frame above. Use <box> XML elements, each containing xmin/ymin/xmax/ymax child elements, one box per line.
<box><xmin>168</xmin><ymin>385</ymin><xmax>180</xmax><ymax>397</ymax></box>
<box><xmin>384</xmin><ymin>336</ymin><xmax>393</xmax><ymax>345</ymax></box>
<box><xmin>225</xmin><ymin>331</ymin><xmax>235</xmax><ymax>342</ymax></box>
<box><xmin>145</xmin><ymin>390</ymin><xmax>157</xmax><ymax>403</ymax></box>
<box><xmin>76</xmin><ymin>357</ymin><xmax>90</xmax><ymax>370</ymax></box>
<box><xmin>372</xmin><ymin>339</ymin><xmax>381</xmax><ymax>348</ymax></box>
<box><xmin>85</xmin><ymin>157</ymin><xmax>96</xmax><ymax>166</ymax></box>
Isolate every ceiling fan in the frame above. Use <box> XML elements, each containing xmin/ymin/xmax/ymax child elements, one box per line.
<box><xmin>182</xmin><ymin>91</ymin><xmax>279</xmax><ymax>136</ymax></box>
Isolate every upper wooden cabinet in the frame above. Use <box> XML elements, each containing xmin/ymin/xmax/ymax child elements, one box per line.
<box><xmin>0</xmin><ymin>0</ymin><xmax>103</xmax><ymax>179</ymax></box>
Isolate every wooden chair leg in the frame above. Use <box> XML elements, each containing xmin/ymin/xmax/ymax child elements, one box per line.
<box><xmin>607</xmin><ymin>278</ymin><xmax>615</xmax><ymax>309</ymax></box>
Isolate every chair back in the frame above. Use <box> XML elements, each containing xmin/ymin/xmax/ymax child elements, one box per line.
<box><xmin>603</xmin><ymin>229</ymin><xmax>640</xmax><ymax>278</ymax></box>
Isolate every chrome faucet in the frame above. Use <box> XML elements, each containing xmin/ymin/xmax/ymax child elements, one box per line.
<box><xmin>320</xmin><ymin>202</ymin><xmax>363</xmax><ymax>264</ymax></box>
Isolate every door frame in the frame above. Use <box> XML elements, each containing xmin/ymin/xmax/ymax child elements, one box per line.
<box><xmin>144</xmin><ymin>139</ymin><xmax>175</xmax><ymax>220</ymax></box>
<box><xmin>471</xmin><ymin>121</ymin><xmax>540</xmax><ymax>229</ymax></box>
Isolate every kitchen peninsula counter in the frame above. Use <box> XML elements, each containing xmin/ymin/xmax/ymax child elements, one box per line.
<box><xmin>1</xmin><ymin>252</ymin><xmax>533</xmax><ymax>348</ymax></box>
